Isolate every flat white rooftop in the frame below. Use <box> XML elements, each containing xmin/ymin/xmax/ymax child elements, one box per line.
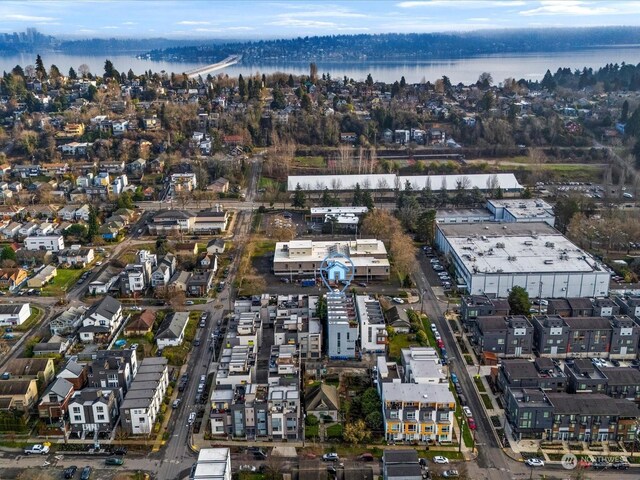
<box><xmin>381</xmin><ymin>382</ymin><xmax>455</xmax><ymax>404</ymax></box>
<box><xmin>274</xmin><ymin>240</ymin><xmax>388</xmax><ymax>261</ymax></box>
<box><xmin>441</xmin><ymin>223</ymin><xmax>603</xmax><ymax>275</ymax></box>
<box><xmin>310</xmin><ymin>207</ymin><xmax>369</xmax><ymax>215</ymax></box>
<box><xmin>488</xmin><ymin>198</ymin><xmax>555</xmax><ymax>219</ymax></box>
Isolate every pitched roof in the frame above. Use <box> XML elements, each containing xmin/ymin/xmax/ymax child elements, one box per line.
<box><xmin>4</xmin><ymin>358</ymin><xmax>51</xmax><ymax>376</ymax></box>
<box><xmin>125</xmin><ymin>309</ymin><xmax>155</xmax><ymax>332</ymax></box>
<box><xmin>44</xmin><ymin>377</ymin><xmax>74</xmax><ymax>399</ymax></box>
<box><xmin>156</xmin><ymin>311</ymin><xmax>189</xmax><ymax>340</ymax></box>
<box><xmin>385</xmin><ymin>306</ymin><xmax>409</xmax><ymax>327</ymax></box>
<box><xmin>87</xmin><ymin>296</ymin><xmax>121</xmax><ymax>320</ymax></box>
<box><xmin>0</xmin><ymin>379</ymin><xmax>34</xmax><ymax>395</ymax></box>
<box><xmin>305</xmin><ymin>383</ymin><xmax>340</xmax><ymax>412</ymax></box>
<box><xmin>60</xmin><ymin>359</ymin><xmax>84</xmax><ymax>377</ymax></box>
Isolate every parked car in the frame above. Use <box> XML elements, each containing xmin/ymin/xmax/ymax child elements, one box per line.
<box><xmin>525</xmin><ymin>458</ymin><xmax>545</xmax><ymax>467</ymax></box>
<box><xmin>463</xmin><ymin>406</ymin><xmax>473</xmax><ymax>418</ymax></box>
<box><xmin>188</xmin><ymin>412</ymin><xmax>196</xmax><ymax>425</ymax></box>
<box><xmin>443</xmin><ymin>470</ymin><xmax>459</xmax><ymax>478</ymax></box>
<box><xmin>172</xmin><ymin>399</ymin><xmax>182</xmax><ymax>409</ymax></box>
<box><xmin>392</xmin><ymin>297</ymin><xmax>405</xmax><ymax>304</ymax></box>
<box><xmin>591</xmin><ymin>460</ymin><xmax>610</xmax><ymax>470</ymax></box>
<box><xmin>322</xmin><ymin>453</ymin><xmax>339</xmax><ymax>461</ymax></box>
<box><xmin>612</xmin><ymin>461</ymin><xmax>630</xmax><ymax>470</ymax></box>
<box><xmin>433</xmin><ymin>456</ymin><xmax>449</xmax><ymax>464</ymax></box>
<box><xmin>63</xmin><ymin>466</ymin><xmax>78</xmax><ymax>478</ymax></box>
<box><xmin>80</xmin><ymin>466</ymin><xmax>92</xmax><ymax>480</ymax></box>
<box><xmin>24</xmin><ymin>444</ymin><xmax>50</xmax><ymax>455</ymax></box>
<box><xmin>467</xmin><ymin>418</ymin><xmax>477</xmax><ymax>430</ymax></box>
<box><xmin>105</xmin><ymin>457</ymin><xmax>124</xmax><ymax>466</ymax></box>
<box><xmin>359</xmin><ymin>453</ymin><xmax>374</xmax><ymax>462</ymax></box>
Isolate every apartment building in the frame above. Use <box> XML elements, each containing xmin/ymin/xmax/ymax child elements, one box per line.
<box><xmin>119</xmin><ymin>357</ymin><xmax>169</xmax><ymax>435</ymax></box>
<box><xmin>381</xmin><ymin>382</ymin><xmax>455</xmax><ymax>443</ymax></box>
<box><xmin>67</xmin><ymin>388</ymin><xmax>119</xmax><ymax>438</ymax></box>
<box><xmin>356</xmin><ymin>295</ymin><xmax>387</xmax><ymax>353</ymax></box>
<box><xmin>326</xmin><ymin>292</ymin><xmax>358</xmax><ymax>360</ymax></box>
<box><xmin>471</xmin><ymin>315</ymin><xmax>534</xmax><ymax>358</ymax></box>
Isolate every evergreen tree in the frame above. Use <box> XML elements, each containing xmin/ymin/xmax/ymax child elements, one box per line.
<box><xmin>35</xmin><ymin>54</ymin><xmax>47</xmax><ymax>80</ymax></box>
<box><xmin>365</xmin><ymin>73</ymin><xmax>374</xmax><ymax>87</ymax></box>
<box><xmin>287</xmin><ymin>74</ymin><xmax>294</xmax><ymax>88</ymax></box>
<box><xmin>87</xmin><ymin>206</ymin><xmax>100</xmax><ymax>241</ymax></box>
<box><xmin>0</xmin><ymin>245</ymin><xmax>16</xmax><ymax>263</ymax></box>
<box><xmin>320</xmin><ymin>188</ymin><xmax>332</xmax><ymax>207</ymax></box>
<box><xmin>127</xmin><ymin>69</ymin><xmax>135</xmax><ymax>81</ymax></box>
<box><xmin>541</xmin><ymin>69</ymin><xmax>556</xmax><ymax>90</ymax></box>
<box><xmin>362</xmin><ymin>190</ymin><xmax>374</xmax><ymax>209</ymax></box>
<box><xmin>68</xmin><ymin>67</ymin><xmax>77</xmax><ymax>80</ymax></box>
<box><xmin>352</xmin><ymin>183</ymin><xmax>363</xmax><ymax>206</ymax></box>
<box><xmin>238</xmin><ymin>74</ymin><xmax>246</xmax><ymax>99</ymax></box>
<box><xmin>621</xmin><ymin>100</ymin><xmax>629</xmax><ymax>122</ymax></box>
<box><xmin>271</xmin><ymin>85</ymin><xmax>286</xmax><ymax>109</ymax></box>
<box><xmin>292</xmin><ymin>183</ymin><xmax>306</xmax><ymax>208</ymax></box>
<box><xmin>11</xmin><ymin>65</ymin><xmax>25</xmax><ymax>78</ymax></box>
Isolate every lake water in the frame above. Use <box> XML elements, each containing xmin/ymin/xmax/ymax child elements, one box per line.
<box><xmin>1</xmin><ymin>46</ymin><xmax>640</xmax><ymax>84</ymax></box>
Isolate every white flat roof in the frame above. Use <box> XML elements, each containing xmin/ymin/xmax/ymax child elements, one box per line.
<box><xmin>289</xmin><ymin>174</ymin><xmax>396</xmax><ymax>191</ymax></box>
<box><xmin>288</xmin><ymin>173</ymin><xmax>522</xmax><ymax>191</ymax></box>
<box><xmin>310</xmin><ymin>207</ymin><xmax>368</xmax><ymax>214</ymax></box>
<box><xmin>382</xmin><ymin>382</ymin><xmax>455</xmax><ymax>404</ymax></box>
<box><xmin>488</xmin><ymin>198</ymin><xmax>554</xmax><ymax>219</ymax></box>
<box><xmin>442</xmin><ymin>223</ymin><xmax>604</xmax><ymax>275</ymax></box>
<box><xmin>274</xmin><ymin>240</ymin><xmax>388</xmax><ymax>264</ymax></box>
<box><xmin>400</xmin><ymin>173</ymin><xmax>522</xmax><ymax>191</ymax></box>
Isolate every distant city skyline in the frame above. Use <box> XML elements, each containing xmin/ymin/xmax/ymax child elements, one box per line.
<box><xmin>1</xmin><ymin>1</ymin><xmax>640</xmax><ymax>40</ymax></box>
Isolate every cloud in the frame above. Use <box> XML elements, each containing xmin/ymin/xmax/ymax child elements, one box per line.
<box><xmin>122</xmin><ymin>21</ymin><xmax>137</xmax><ymax>25</ymax></box>
<box><xmin>101</xmin><ymin>26</ymin><xmax>119</xmax><ymax>29</ymax></box>
<box><xmin>269</xmin><ymin>18</ymin><xmax>338</xmax><ymax>28</ymax></box>
<box><xmin>398</xmin><ymin>0</ymin><xmax>525</xmax><ymax>7</ymax></box>
<box><xmin>177</xmin><ymin>20</ymin><xmax>211</xmax><ymax>25</ymax></box>
<box><xmin>519</xmin><ymin>1</ymin><xmax>616</xmax><ymax>16</ymax></box>
<box><xmin>4</xmin><ymin>14</ymin><xmax>57</xmax><ymax>22</ymax></box>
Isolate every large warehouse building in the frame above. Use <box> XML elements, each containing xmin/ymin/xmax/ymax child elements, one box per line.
<box><xmin>288</xmin><ymin>173</ymin><xmax>523</xmax><ymax>201</ymax></box>
<box><xmin>435</xmin><ymin>222</ymin><xmax>610</xmax><ymax>298</ymax></box>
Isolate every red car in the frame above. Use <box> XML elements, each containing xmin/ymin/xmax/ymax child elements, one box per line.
<box><xmin>467</xmin><ymin>418</ymin><xmax>477</xmax><ymax>430</ymax></box>
<box><xmin>437</xmin><ymin>339</ymin><xmax>445</xmax><ymax>348</ymax></box>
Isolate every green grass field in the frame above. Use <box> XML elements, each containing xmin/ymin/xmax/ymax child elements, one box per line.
<box><xmin>388</xmin><ymin>333</ymin><xmax>414</xmax><ymax>363</ymax></box>
<box><xmin>258</xmin><ymin>177</ymin><xmax>283</xmax><ymax>190</ymax></box>
<box><xmin>42</xmin><ymin>269</ymin><xmax>85</xmax><ymax>296</ymax></box>
<box><xmin>294</xmin><ymin>156</ymin><xmax>325</xmax><ymax>168</ymax></box>
<box><xmin>14</xmin><ymin>306</ymin><xmax>43</xmax><ymax>332</ymax></box>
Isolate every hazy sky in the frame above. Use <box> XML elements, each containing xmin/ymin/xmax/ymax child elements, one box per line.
<box><xmin>2</xmin><ymin>1</ymin><xmax>640</xmax><ymax>39</ymax></box>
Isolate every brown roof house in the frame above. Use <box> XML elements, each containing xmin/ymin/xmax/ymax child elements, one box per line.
<box><xmin>305</xmin><ymin>383</ymin><xmax>340</xmax><ymax>422</ymax></box>
<box><xmin>3</xmin><ymin>358</ymin><xmax>55</xmax><ymax>390</ymax></box>
<box><xmin>125</xmin><ymin>309</ymin><xmax>156</xmax><ymax>337</ymax></box>
<box><xmin>0</xmin><ymin>378</ymin><xmax>38</xmax><ymax>413</ymax></box>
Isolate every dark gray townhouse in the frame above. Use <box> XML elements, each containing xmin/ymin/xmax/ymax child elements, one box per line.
<box><xmin>471</xmin><ymin>315</ymin><xmax>533</xmax><ymax>358</ymax></box>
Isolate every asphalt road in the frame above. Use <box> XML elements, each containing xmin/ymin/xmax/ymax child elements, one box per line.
<box><xmin>413</xmin><ymin>253</ymin><xmax>517</xmax><ymax>480</ymax></box>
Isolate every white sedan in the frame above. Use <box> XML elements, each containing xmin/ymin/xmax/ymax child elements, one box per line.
<box><xmin>525</xmin><ymin>458</ymin><xmax>545</xmax><ymax>467</ymax></box>
<box><xmin>433</xmin><ymin>456</ymin><xmax>449</xmax><ymax>464</ymax></box>
<box><xmin>392</xmin><ymin>297</ymin><xmax>405</xmax><ymax>304</ymax></box>
<box><xmin>463</xmin><ymin>406</ymin><xmax>473</xmax><ymax>418</ymax></box>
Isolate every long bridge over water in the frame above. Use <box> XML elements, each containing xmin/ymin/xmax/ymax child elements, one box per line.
<box><xmin>185</xmin><ymin>55</ymin><xmax>242</xmax><ymax>78</ymax></box>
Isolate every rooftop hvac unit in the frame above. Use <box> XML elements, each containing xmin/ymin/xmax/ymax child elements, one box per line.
<box><xmin>544</xmin><ymin>260</ymin><xmax>554</xmax><ymax>264</ymax></box>
<box><xmin>545</xmin><ymin>242</ymin><xmax>555</xmax><ymax>248</ymax></box>
<box><xmin>496</xmin><ymin>242</ymin><xmax>505</xmax><ymax>248</ymax></box>
<box><xmin>524</xmin><ymin>241</ymin><xmax>534</xmax><ymax>246</ymax></box>
<box><xmin>508</xmin><ymin>256</ymin><xmax>517</xmax><ymax>261</ymax></box>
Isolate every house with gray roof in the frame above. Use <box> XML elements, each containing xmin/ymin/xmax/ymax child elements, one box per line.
<box><xmin>119</xmin><ymin>357</ymin><xmax>168</xmax><ymax>435</ymax></box>
<box><xmin>156</xmin><ymin>311</ymin><xmax>190</xmax><ymax>349</ymax></box>
<box><xmin>67</xmin><ymin>388</ymin><xmax>119</xmax><ymax>438</ymax></box>
<box><xmin>305</xmin><ymin>383</ymin><xmax>340</xmax><ymax>422</ymax></box>
<box><xmin>38</xmin><ymin>377</ymin><xmax>74</xmax><ymax>422</ymax></box>
<box><xmin>78</xmin><ymin>296</ymin><xmax>123</xmax><ymax>343</ymax></box>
